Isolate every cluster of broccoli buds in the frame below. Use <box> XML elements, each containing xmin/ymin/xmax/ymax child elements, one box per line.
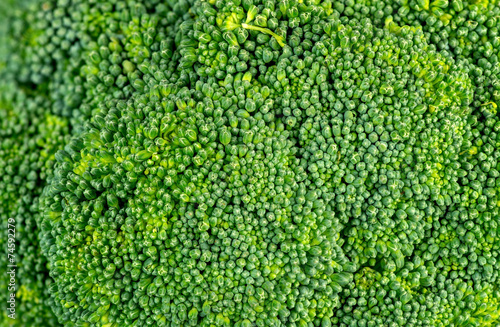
<box><xmin>1</xmin><ymin>0</ymin><xmax>500</xmax><ymax>326</ymax></box>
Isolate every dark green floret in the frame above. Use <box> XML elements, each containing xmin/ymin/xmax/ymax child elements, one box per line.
<box><xmin>2</xmin><ymin>0</ymin><xmax>500</xmax><ymax>326</ymax></box>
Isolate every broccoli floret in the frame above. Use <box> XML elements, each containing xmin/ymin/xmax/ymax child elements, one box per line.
<box><xmin>40</xmin><ymin>3</ymin><xmax>351</xmax><ymax>325</ymax></box>
<box><xmin>0</xmin><ymin>84</ymin><xmax>69</xmax><ymax>326</ymax></box>
<box><xmin>0</xmin><ymin>2</ymin><xmax>73</xmax><ymax>326</ymax></box>
<box><xmin>1</xmin><ymin>0</ymin><xmax>500</xmax><ymax>326</ymax></box>
<box><xmin>37</xmin><ymin>0</ymin><xmax>495</xmax><ymax>326</ymax></box>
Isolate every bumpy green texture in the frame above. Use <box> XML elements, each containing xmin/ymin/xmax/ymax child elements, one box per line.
<box><xmin>0</xmin><ymin>0</ymin><xmax>185</xmax><ymax>326</ymax></box>
<box><xmin>34</xmin><ymin>1</ymin><xmax>500</xmax><ymax>327</ymax></box>
<box><xmin>1</xmin><ymin>0</ymin><xmax>500</xmax><ymax>326</ymax></box>
<box><xmin>0</xmin><ymin>1</ymin><xmax>67</xmax><ymax>326</ymax></box>
<box><xmin>0</xmin><ymin>85</ymin><xmax>68</xmax><ymax>327</ymax></box>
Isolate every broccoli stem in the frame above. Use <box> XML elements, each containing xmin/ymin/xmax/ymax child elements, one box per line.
<box><xmin>241</xmin><ymin>23</ymin><xmax>286</xmax><ymax>47</ymax></box>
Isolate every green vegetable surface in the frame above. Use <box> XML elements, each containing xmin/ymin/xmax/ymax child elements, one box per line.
<box><xmin>1</xmin><ymin>0</ymin><xmax>500</xmax><ymax>326</ymax></box>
